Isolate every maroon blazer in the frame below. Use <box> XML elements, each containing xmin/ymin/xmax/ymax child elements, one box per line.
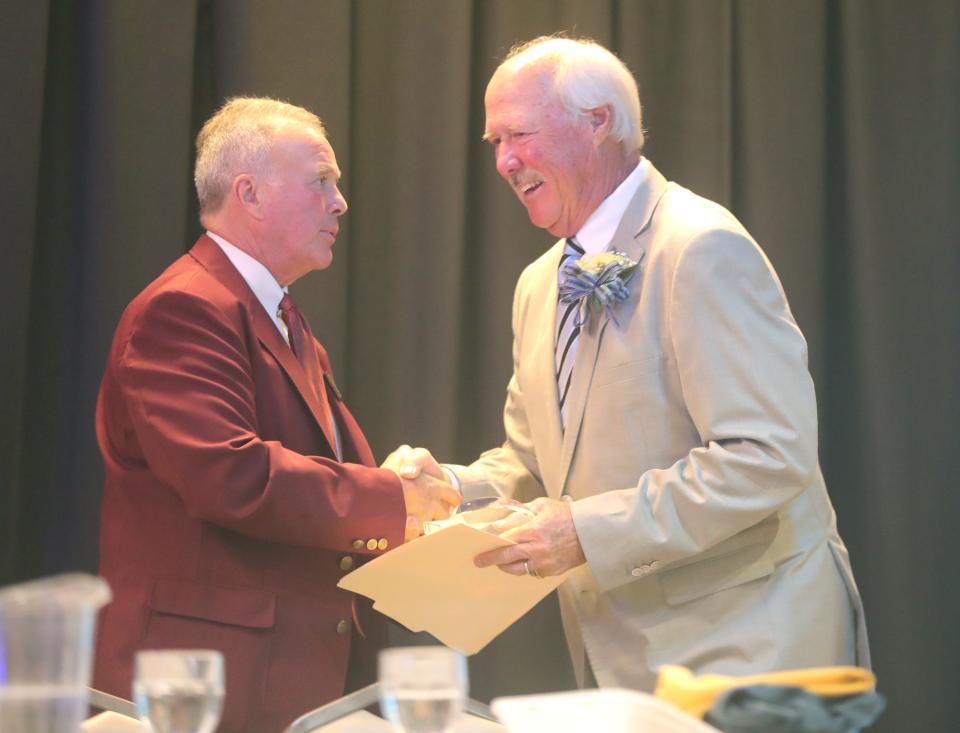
<box><xmin>94</xmin><ymin>235</ymin><xmax>405</xmax><ymax>733</ymax></box>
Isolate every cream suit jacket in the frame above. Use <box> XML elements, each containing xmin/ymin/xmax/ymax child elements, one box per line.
<box><xmin>450</xmin><ymin>161</ymin><xmax>870</xmax><ymax>691</ymax></box>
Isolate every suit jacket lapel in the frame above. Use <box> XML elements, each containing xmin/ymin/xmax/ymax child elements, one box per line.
<box><xmin>556</xmin><ymin>311</ymin><xmax>610</xmax><ymax>493</ymax></box>
<box><xmin>189</xmin><ymin>236</ymin><xmax>339</xmax><ymax>455</ymax></box>
<box><xmin>312</xmin><ymin>346</ymin><xmax>376</xmax><ymax>466</ymax></box>
<box><xmin>329</xmin><ymin>398</ymin><xmax>372</xmax><ymax>465</ymax></box>
<box><xmin>613</xmin><ymin>162</ymin><xmax>668</xmax><ymax>265</ymax></box>
<box><xmin>555</xmin><ymin>162</ymin><xmax>669</xmax><ymax>494</ymax></box>
<box><xmin>526</xmin><ymin>243</ymin><xmax>566</xmax><ymax>497</ymax></box>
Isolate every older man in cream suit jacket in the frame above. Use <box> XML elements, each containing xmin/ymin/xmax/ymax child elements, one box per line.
<box><xmin>442</xmin><ymin>37</ymin><xmax>870</xmax><ymax>691</ymax></box>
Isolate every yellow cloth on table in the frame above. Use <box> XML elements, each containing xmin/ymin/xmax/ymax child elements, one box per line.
<box><xmin>654</xmin><ymin>664</ymin><xmax>876</xmax><ymax>719</ymax></box>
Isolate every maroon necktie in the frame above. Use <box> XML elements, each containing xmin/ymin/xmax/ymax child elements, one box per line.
<box><xmin>278</xmin><ymin>294</ymin><xmax>338</xmax><ymax>456</ymax></box>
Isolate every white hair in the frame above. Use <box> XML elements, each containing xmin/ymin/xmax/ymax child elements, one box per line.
<box><xmin>499</xmin><ymin>36</ymin><xmax>644</xmax><ymax>155</ymax></box>
<box><xmin>194</xmin><ymin>97</ymin><xmax>326</xmax><ymax>216</ymax></box>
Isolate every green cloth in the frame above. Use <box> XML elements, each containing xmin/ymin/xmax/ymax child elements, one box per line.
<box><xmin>704</xmin><ymin>685</ymin><xmax>886</xmax><ymax>733</ymax></box>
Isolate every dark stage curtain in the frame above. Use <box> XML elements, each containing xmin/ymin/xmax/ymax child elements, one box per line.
<box><xmin>2</xmin><ymin>1</ymin><xmax>957</xmax><ymax>730</ymax></box>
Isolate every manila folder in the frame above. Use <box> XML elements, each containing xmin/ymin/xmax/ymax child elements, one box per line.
<box><xmin>337</xmin><ymin>523</ymin><xmax>565</xmax><ymax>655</ymax></box>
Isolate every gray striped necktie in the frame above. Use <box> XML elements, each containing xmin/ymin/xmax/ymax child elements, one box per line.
<box><xmin>556</xmin><ymin>238</ymin><xmax>585</xmax><ymax>429</ymax></box>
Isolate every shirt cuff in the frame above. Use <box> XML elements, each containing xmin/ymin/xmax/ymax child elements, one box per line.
<box><xmin>440</xmin><ymin>465</ymin><xmax>461</xmax><ymax>491</ymax></box>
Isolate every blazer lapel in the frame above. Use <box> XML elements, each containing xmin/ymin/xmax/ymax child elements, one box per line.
<box><xmin>189</xmin><ymin>236</ymin><xmax>339</xmax><ymax>456</ymax></box>
<box><xmin>253</xmin><ymin>309</ymin><xmax>340</xmax><ymax>456</ymax></box>
<box><xmin>613</xmin><ymin>162</ymin><xmax>668</xmax><ymax>266</ymax></box>
<box><xmin>557</xmin><ymin>311</ymin><xmax>610</xmax><ymax>494</ymax></box>
<box><xmin>555</xmin><ymin>162</ymin><xmax>670</xmax><ymax>493</ymax></box>
<box><xmin>525</xmin><ymin>243</ymin><xmax>566</xmax><ymax>497</ymax></box>
<box><xmin>312</xmin><ymin>348</ymin><xmax>376</xmax><ymax>466</ymax></box>
<box><xmin>329</xmin><ymin>397</ymin><xmax>374</xmax><ymax>465</ymax></box>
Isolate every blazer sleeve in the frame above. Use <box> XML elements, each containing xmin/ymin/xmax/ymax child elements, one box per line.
<box><xmin>571</xmin><ymin>228</ymin><xmax>819</xmax><ymax>592</ymax></box>
<box><xmin>108</xmin><ymin>286</ymin><xmax>405</xmax><ymax>553</ymax></box>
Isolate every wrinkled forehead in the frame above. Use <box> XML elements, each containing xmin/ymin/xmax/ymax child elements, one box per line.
<box><xmin>484</xmin><ymin>66</ymin><xmax>564</xmax><ymax>132</ymax></box>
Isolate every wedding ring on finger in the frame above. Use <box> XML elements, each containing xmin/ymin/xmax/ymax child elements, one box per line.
<box><xmin>524</xmin><ymin>559</ymin><xmax>542</xmax><ymax>579</ymax></box>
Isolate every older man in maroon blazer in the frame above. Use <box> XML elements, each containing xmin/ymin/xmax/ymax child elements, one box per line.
<box><xmin>93</xmin><ymin>97</ymin><xmax>459</xmax><ymax>733</ymax></box>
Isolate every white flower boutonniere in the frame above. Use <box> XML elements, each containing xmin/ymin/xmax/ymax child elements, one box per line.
<box><xmin>559</xmin><ymin>250</ymin><xmax>641</xmax><ymax>327</ymax></box>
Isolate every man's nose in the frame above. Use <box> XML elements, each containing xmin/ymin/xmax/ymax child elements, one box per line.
<box><xmin>330</xmin><ymin>187</ymin><xmax>348</xmax><ymax>216</ymax></box>
<box><xmin>496</xmin><ymin>144</ymin><xmax>520</xmax><ymax>178</ymax></box>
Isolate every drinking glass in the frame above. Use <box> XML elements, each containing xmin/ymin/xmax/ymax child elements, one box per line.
<box><xmin>133</xmin><ymin>650</ymin><xmax>224</xmax><ymax>733</ymax></box>
<box><xmin>0</xmin><ymin>573</ymin><xmax>111</xmax><ymax>733</ymax></box>
<box><xmin>378</xmin><ymin>646</ymin><xmax>468</xmax><ymax>733</ymax></box>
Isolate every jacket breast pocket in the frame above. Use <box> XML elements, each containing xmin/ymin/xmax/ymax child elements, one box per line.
<box><xmin>594</xmin><ymin>355</ymin><xmax>665</xmax><ymax>388</ymax></box>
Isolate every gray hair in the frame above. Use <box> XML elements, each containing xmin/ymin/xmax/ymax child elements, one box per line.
<box><xmin>500</xmin><ymin>36</ymin><xmax>644</xmax><ymax>155</ymax></box>
<box><xmin>194</xmin><ymin>97</ymin><xmax>327</xmax><ymax>216</ymax></box>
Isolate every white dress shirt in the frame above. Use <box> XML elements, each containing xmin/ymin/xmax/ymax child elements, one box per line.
<box><xmin>572</xmin><ymin>158</ymin><xmax>648</xmax><ymax>255</ymax></box>
<box><xmin>207</xmin><ymin>230</ymin><xmax>290</xmax><ymax>343</ymax></box>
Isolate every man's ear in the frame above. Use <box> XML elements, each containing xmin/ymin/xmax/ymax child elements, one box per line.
<box><xmin>234</xmin><ymin>174</ymin><xmax>265</xmax><ymax>220</ymax></box>
<box><xmin>588</xmin><ymin>105</ymin><xmax>613</xmax><ymax>146</ymax></box>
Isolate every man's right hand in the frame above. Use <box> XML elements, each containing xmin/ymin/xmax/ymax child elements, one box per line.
<box><xmin>381</xmin><ymin>445</ymin><xmax>461</xmax><ymax>541</ymax></box>
<box><xmin>399</xmin><ymin>472</ymin><xmax>461</xmax><ymax>541</ymax></box>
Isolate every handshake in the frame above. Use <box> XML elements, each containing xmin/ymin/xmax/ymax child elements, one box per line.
<box><xmin>381</xmin><ymin>445</ymin><xmax>461</xmax><ymax>542</ymax></box>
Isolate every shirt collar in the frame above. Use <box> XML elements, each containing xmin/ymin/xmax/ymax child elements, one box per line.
<box><xmin>573</xmin><ymin>158</ymin><xmax>648</xmax><ymax>255</ymax></box>
<box><xmin>206</xmin><ymin>231</ymin><xmax>287</xmax><ymax>325</ymax></box>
